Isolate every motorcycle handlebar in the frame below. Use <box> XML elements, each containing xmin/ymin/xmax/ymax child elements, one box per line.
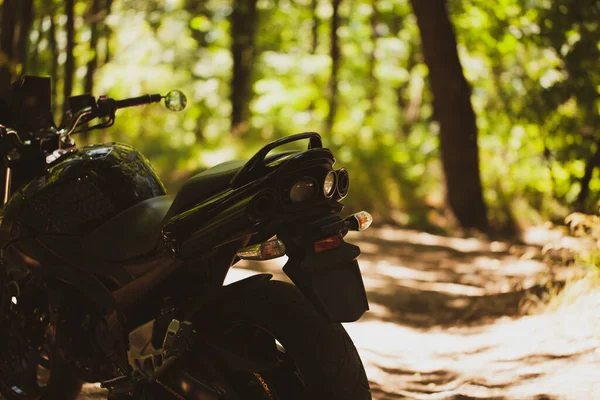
<box><xmin>95</xmin><ymin>93</ymin><xmax>161</xmax><ymax>120</ymax></box>
<box><xmin>0</xmin><ymin>92</ymin><xmax>168</xmax><ymax>148</ymax></box>
<box><xmin>114</xmin><ymin>94</ymin><xmax>162</xmax><ymax>110</ymax></box>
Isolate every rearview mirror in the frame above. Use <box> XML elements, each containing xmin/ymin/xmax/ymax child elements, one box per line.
<box><xmin>164</xmin><ymin>90</ymin><xmax>187</xmax><ymax>112</ymax></box>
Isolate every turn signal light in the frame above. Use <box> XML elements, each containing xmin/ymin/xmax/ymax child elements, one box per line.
<box><xmin>314</xmin><ymin>235</ymin><xmax>342</xmax><ymax>254</ymax></box>
<box><xmin>345</xmin><ymin>211</ymin><xmax>373</xmax><ymax>231</ymax></box>
<box><xmin>236</xmin><ymin>239</ymin><xmax>286</xmax><ymax>260</ymax></box>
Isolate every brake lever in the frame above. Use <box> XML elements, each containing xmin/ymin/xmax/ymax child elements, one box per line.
<box><xmin>58</xmin><ymin>107</ymin><xmax>94</xmax><ymax>147</ymax></box>
<box><xmin>71</xmin><ymin>117</ymin><xmax>115</xmax><ymax>136</ymax></box>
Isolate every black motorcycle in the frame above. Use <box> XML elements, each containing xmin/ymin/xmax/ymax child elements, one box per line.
<box><xmin>0</xmin><ymin>76</ymin><xmax>373</xmax><ymax>400</ymax></box>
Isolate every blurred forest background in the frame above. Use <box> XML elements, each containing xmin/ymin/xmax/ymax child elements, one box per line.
<box><xmin>0</xmin><ymin>0</ymin><xmax>599</xmax><ymax>236</ymax></box>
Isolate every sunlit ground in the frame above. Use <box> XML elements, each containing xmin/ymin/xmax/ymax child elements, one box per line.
<box><xmin>78</xmin><ymin>227</ymin><xmax>600</xmax><ymax>399</ymax></box>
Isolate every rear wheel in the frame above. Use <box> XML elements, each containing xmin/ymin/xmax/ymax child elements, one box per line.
<box><xmin>194</xmin><ymin>279</ymin><xmax>371</xmax><ymax>400</ymax></box>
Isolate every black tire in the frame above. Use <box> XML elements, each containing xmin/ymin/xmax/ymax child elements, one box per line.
<box><xmin>0</xmin><ymin>340</ymin><xmax>82</xmax><ymax>400</ymax></box>
<box><xmin>200</xmin><ymin>279</ymin><xmax>371</xmax><ymax>400</ymax></box>
<box><xmin>0</xmin><ymin>273</ymin><xmax>82</xmax><ymax>400</ymax></box>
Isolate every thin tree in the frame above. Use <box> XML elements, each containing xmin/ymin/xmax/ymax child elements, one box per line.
<box><xmin>0</xmin><ymin>0</ymin><xmax>18</xmax><ymax>99</ymax></box>
<box><xmin>16</xmin><ymin>0</ymin><xmax>35</xmax><ymax>74</ymax></box>
<box><xmin>365</xmin><ymin>0</ymin><xmax>378</xmax><ymax>126</ymax></box>
<box><xmin>103</xmin><ymin>0</ymin><xmax>113</xmax><ymax>64</ymax></box>
<box><xmin>63</xmin><ymin>0</ymin><xmax>76</xmax><ymax>117</ymax></box>
<box><xmin>391</xmin><ymin>8</ymin><xmax>420</xmax><ymax>138</ymax></box>
<box><xmin>409</xmin><ymin>0</ymin><xmax>488</xmax><ymax>231</ymax></box>
<box><xmin>47</xmin><ymin>0</ymin><xmax>59</xmax><ymax>114</ymax></box>
<box><xmin>230</xmin><ymin>0</ymin><xmax>258</xmax><ymax>135</ymax></box>
<box><xmin>326</xmin><ymin>0</ymin><xmax>341</xmax><ymax>135</ymax></box>
<box><xmin>30</xmin><ymin>15</ymin><xmax>45</xmax><ymax>74</ymax></box>
<box><xmin>576</xmin><ymin>142</ymin><xmax>600</xmax><ymax>210</ymax></box>
<box><xmin>311</xmin><ymin>0</ymin><xmax>319</xmax><ymax>54</ymax></box>
<box><xmin>85</xmin><ymin>0</ymin><xmax>101</xmax><ymax>95</ymax></box>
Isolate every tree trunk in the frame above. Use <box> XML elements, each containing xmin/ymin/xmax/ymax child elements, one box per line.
<box><xmin>397</xmin><ymin>47</ymin><xmax>419</xmax><ymax>138</ymax></box>
<box><xmin>0</xmin><ymin>0</ymin><xmax>18</xmax><ymax>99</ymax></box>
<box><xmin>230</xmin><ymin>0</ymin><xmax>258</xmax><ymax>135</ymax></box>
<box><xmin>47</xmin><ymin>0</ymin><xmax>58</xmax><ymax>115</ymax></box>
<box><xmin>409</xmin><ymin>0</ymin><xmax>488</xmax><ymax>231</ymax></box>
<box><xmin>365</xmin><ymin>0</ymin><xmax>377</xmax><ymax>125</ymax></box>
<box><xmin>311</xmin><ymin>0</ymin><xmax>319</xmax><ymax>54</ymax></box>
<box><xmin>326</xmin><ymin>0</ymin><xmax>341</xmax><ymax>135</ymax></box>
<box><xmin>103</xmin><ymin>0</ymin><xmax>113</xmax><ymax>65</ymax></box>
<box><xmin>16</xmin><ymin>0</ymin><xmax>34</xmax><ymax>74</ymax></box>
<box><xmin>85</xmin><ymin>0</ymin><xmax>101</xmax><ymax>95</ymax></box>
<box><xmin>63</xmin><ymin>0</ymin><xmax>75</xmax><ymax>117</ymax></box>
<box><xmin>30</xmin><ymin>15</ymin><xmax>44</xmax><ymax>75</ymax></box>
<box><xmin>576</xmin><ymin>142</ymin><xmax>600</xmax><ymax>211</ymax></box>
<box><xmin>390</xmin><ymin>11</ymin><xmax>420</xmax><ymax>138</ymax></box>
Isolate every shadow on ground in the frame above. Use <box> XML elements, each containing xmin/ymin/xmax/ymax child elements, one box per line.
<box><xmin>236</xmin><ymin>228</ymin><xmax>559</xmax><ymax>328</ymax></box>
<box><xmin>73</xmin><ymin>227</ymin><xmax>597</xmax><ymax>399</ymax></box>
<box><xmin>230</xmin><ymin>228</ymin><xmax>598</xmax><ymax>400</ymax></box>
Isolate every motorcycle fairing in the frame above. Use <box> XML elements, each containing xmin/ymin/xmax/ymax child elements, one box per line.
<box><xmin>83</xmin><ymin>195</ymin><xmax>172</xmax><ymax>262</ymax></box>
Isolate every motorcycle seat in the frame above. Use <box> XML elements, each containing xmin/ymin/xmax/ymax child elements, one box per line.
<box><xmin>84</xmin><ymin>153</ymin><xmax>293</xmax><ymax>262</ymax></box>
<box><xmin>167</xmin><ymin>159</ymin><xmax>247</xmax><ymax>218</ymax></box>
<box><xmin>166</xmin><ymin>151</ymin><xmax>294</xmax><ymax>218</ymax></box>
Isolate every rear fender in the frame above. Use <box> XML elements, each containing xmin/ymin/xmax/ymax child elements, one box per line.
<box><xmin>187</xmin><ymin>273</ymin><xmax>273</xmax><ymax>319</ymax></box>
<box><xmin>187</xmin><ymin>274</ymin><xmax>279</xmax><ymax>373</ymax></box>
<box><xmin>283</xmin><ymin>239</ymin><xmax>369</xmax><ymax>323</ymax></box>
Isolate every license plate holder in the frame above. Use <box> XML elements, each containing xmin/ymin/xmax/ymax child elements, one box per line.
<box><xmin>283</xmin><ymin>239</ymin><xmax>369</xmax><ymax>322</ymax></box>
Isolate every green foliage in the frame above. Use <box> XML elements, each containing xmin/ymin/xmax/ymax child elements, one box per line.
<box><xmin>13</xmin><ymin>0</ymin><xmax>600</xmax><ymax>229</ymax></box>
<box><xmin>453</xmin><ymin>0</ymin><xmax>600</xmax><ymax>225</ymax></box>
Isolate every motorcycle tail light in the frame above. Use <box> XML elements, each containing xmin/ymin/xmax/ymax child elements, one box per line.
<box><xmin>336</xmin><ymin>168</ymin><xmax>349</xmax><ymax>199</ymax></box>
<box><xmin>236</xmin><ymin>239</ymin><xmax>286</xmax><ymax>260</ymax></box>
<box><xmin>323</xmin><ymin>171</ymin><xmax>336</xmax><ymax>198</ymax></box>
<box><xmin>314</xmin><ymin>234</ymin><xmax>342</xmax><ymax>254</ymax></box>
<box><xmin>290</xmin><ymin>178</ymin><xmax>317</xmax><ymax>202</ymax></box>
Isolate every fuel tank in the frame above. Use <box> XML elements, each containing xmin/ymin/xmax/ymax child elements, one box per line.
<box><xmin>0</xmin><ymin>143</ymin><xmax>166</xmax><ymax>244</ymax></box>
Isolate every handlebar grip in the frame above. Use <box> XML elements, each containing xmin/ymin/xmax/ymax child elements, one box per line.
<box><xmin>114</xmin><ymin>94</ymin><xmax>162</xmax><ymax>109</ymax></box>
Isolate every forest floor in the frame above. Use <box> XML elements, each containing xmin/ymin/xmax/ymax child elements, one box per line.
<box><xmin>78</xmin><ymin>227</ymin><xmax>600</xmax><ymax>399</ymax></box>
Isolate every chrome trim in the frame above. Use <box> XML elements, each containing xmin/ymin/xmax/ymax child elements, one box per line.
<box><xmin>3</xmin><ymin>167</ymin><xmax>11</xmax><ymax>205</ymax></box>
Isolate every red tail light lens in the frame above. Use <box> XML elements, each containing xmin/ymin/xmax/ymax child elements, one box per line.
<box><xmin>314</xmin><ymin>235</ymin><xmax>342</xmax><ymax>254</ymax></box>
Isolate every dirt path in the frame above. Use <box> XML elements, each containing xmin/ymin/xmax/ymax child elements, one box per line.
<box><xmin>78</xmin><ymin>227</ymin><xmax>600</xmax><ymax>399</ymax></box>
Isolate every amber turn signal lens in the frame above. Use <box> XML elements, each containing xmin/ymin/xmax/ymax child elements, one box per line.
<box><xmin>354</xmin><ymin>211</ymin><xmax>373</xmax><ymax>231</ymax></box>
<box><xmin>345</xmin><ymin>211</ymin><xmax>373</xmax><ymax>231</ymax></box>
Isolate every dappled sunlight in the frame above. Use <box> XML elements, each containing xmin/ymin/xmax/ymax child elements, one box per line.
<box><xmin>345</xmin><ymin>295</ymin><xmax>600</xmax><ymax>399</ymax></box>
<box><xmin>375</xmin><ymin>228</ymin><xmax>507</xmax><ymax>254</ymax></box>
<box><xmin>77</xmin><ymin>228</ymin><xmax>599</xmax><ymax>399</ymax></box>
<box><xmin>5</xmin><ymin>0</ymin><xmax>599</xmax><ymax>396</ymax></box>
<box><xmin>225</xmin><ymin>228</ymin><xmax>600</xmax><ymax>399</ymax></box>
<box><xmin>228</xmin><ymin>229</ymin><xmax>567</xmax><ymax>329</ymax></box>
